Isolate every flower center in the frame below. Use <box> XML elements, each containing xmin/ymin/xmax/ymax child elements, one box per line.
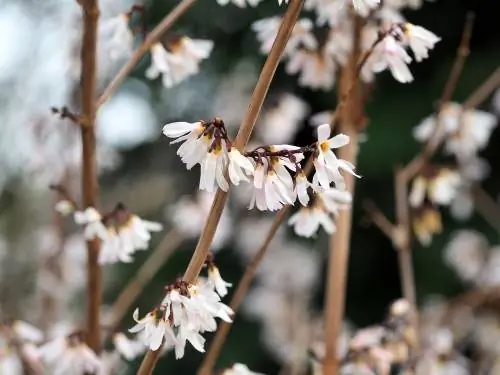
<box><xmin>320</xmin><ymin>141</ymin><xmax>329</xmax><ymax>152</ymax></box>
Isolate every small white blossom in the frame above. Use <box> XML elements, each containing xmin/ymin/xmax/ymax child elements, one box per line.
<box><xmin>36</xmin><ymin>335</ymin><xmax>102</xmax><ymax>375</ymax></box>
<box><xmin>289</xmin><ymin>205</ymin><xmax>335</xmax><ymax>237</ymax></box>
<box><xmin>228</xmin><ymin>148</ymin><xmax>255</xmax><ymax>186</ymax></box>
<box><xmin>252</xmin><ymin>17</ymin><xmax>317</xmax><ymax>57</ymax></box>
<box><xmin>286</xmin><ymin>50</ymin><xmax>337</xmax><ymax>91</ymax></box>
<box><xmin>409</xmin><ymin>168</ymin><xmax>461</xmax><ymax>207</ymax></box>
<box><xmin>73</xmin><ymin>207</ymin><xmax>108</xmax><ymax>241</ymax></box>
<box><xmin>444</xmin><ymin>230</ymin><xmax>487</xmax><ymax>283</ymax></box>
<box><xmin>314</xmin><ymin>124</ymin><xmax>359</xmax><ymax>190</ymax></box>
<box><xmin>129</xmin><ymin>308</ymin><xmax>176</xmax><ymax>351</ymax></box>
<box><xmin>11</xmin><ymin>321</ymin><xmax>43</xmax><ymax>344</ymax></box>
<box><xmin>294</xmin><ymin>172</ymin><xmax>312</xmax><ymax>206</ymax></box>
<box><xmin>352</xmin><ymin>0</ymin><xmax>381</xmax><ymax>17</ymax></box>
<box><xmin>369</xmin><ymin>35</ymin><xmax>414</xmax><ymax>83</ymax></box>
<box><xmin>112</xmin><ymin>333</ymin><xmax>146</xmax><ymax>361</ymax></box>
<box><xmin>99</xmin><ymin>14</ymin><xmax>133</xmax><ymax>61</ymax></box>
<box><xmin>223</xmin><ymin>363</ymin><xmax>265</xmax><ymax>375</ymax></box>
<box><xmin>207</xmin><ymin>265</ymin><xmax>232</xmax><ymax>297</ymax></box>
<box><xmin>401</xmin><ymin>23</ymin><xmax>440</xmax><ymax>62</ymax></box>
<box><xmin>146</xmin><ymin>37</ymin><xmax>213</xmax><ymax>88</ymax></box>
<box><xmin>54</xmin><ymin>200</ymin><xmax>75</xmax><ymax>216</ymax></box>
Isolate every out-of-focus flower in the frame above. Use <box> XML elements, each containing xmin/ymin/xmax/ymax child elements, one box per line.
<box><xmin>36</xmin><ymin>333</ymin><xmax>102</xmax><ymax>375</ymax></box>
<box><xmin>286</xmin><ymin>50</ymin><xmax>337</xmax><ymax>91</ymax></box>
<box><xmin>11</xmin><ymin>321</ymin><xmax>43</xmax><ymax>344</ymax></box>
<box><xmin>253</xmin><ymin>17</ymin><xmax>317</xmax><ymax>57</ymax></box>
<box><xmin>73</xmin><ymin>207</ymin><xmax>108</xmax><ymax>241</ymax></box>
<box><xmin>112</xmin><ymin>333</ymin><xmax>146</xmax><ymax>361</ymax></box>
<box><xmin>409</xmin><ymin>167</ymin><xmax>461</xmax><ymax>208</ymax></box>
<box><xmin>222</xmin><ymin>363</ymin><xmax>265</xmax><ymax>375</ymax></box>
<box><xmin>146</xmin><ymin>36</ymin><xmax>213</xmax><ymax>88</ymax></box>
<box><xmin>478</xmin><ymin>246</ymin><xmax>500</xmax><ymax>287</ymax></box>
<box><xmin>216</xmin><ymin>0</ymin><xmax>263</xmax><ymax>7</ymax></box>
<box><xmin>207</xmin><ymin>264</ymin><xmax>232</xmax><ymax>297</ymax></box>
<box><xmin>413</xmin><ymin>103</ymin><xmax>497</xmax><ymax>161</ymax></box>
<box><xmin>444</xmin><ymin>230</ymin><xmax>488</xmax><ymax>284</ymax></box>
<box><xmin>256</xmin><ymin>93</ymin><xmax>310</xmax><ymax>145</ymax></box>
<box><xmin>98</xmin><ymin>13</ymin><xmax>133</xmax><ymax>61</ymax></box>
<box><xmin>400</xmin><ymin>23</ymin><xmax>440</xmax><ymax>62</ymax></box>
<box><xmin>167</xmin><ymin>191</ymin><xmax>233</xmax><ymax>251</ymax></box>
<box><xmin>412</xmin><ymin>204</ymin><xmax>442</xmax><ymax>246</ymax></box>
<box><xmin>352</xmin><ymin>0</ymin><xmax>381</xmax><ymax>17</ymax></box>
<box><xmin>368</xmin><ymin>35</ymin><xmax>413</xmax><ymax>83</ymax></box>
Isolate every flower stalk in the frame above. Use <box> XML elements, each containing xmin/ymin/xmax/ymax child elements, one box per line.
<box><xmin>79</xmin><ymin>0</ymin><xmax>102</xmax><ymax>355</ymax></box>
<box><xmin>322</xmin><ymin>14</ymin><xmax>363</xmax><ymax>375</ymax></box>
<box><xmin>136</xmin><ymin>0</ymin><xmax>304</xmax><ymax>373</ymax></box>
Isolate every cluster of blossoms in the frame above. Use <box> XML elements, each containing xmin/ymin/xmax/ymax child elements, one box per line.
<box><xmin>55</xmin><ymin>201</ymin><xmax>162</xmax><ymax>265</ymax></box>
<box><xmin>408</xmin><ymin>103</ymin><xmax>497</xmax><ymax>245</ymax></box>
<box><xmin>163</xmin><ymin>118</ymin><xmax>358</xmax><ymax>237</ymax></box>
<box><xmin>247</xmin><ymin>0</ymin><xmax>440</xmax><ymax>90</ymax></box>
<box><xmin>130</xmin><ymin>258</ymin><xmax>232</xmax><ymax>358</ymax></box>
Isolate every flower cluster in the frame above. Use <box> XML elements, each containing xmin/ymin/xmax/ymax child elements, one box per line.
<box><xmin>56</xmin><ymin>203</ymin><xmax>162</xmax><ymax>265</ymax></box>
<box><xmin>130</xmin><ymin>261</ymin><xmax>232</xmax><ymax>358</ymax></box>
<box><xmin>250</xmin><ymin>1</ymin><xmax>439</xmax><ymax>89</ymax></box>
<box><xmin>163</xmin><ymin>118</ymin><xmax>358</xmax><ymax>236</ymax></box>
<box><xmin>146</xmin><ymin>35</ymin><xmax>214</xmax><ymax>88</ymax></box>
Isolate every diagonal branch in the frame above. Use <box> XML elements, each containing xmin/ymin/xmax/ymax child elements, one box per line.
<box><xmin>97</xmin><ymin>0</ymin><xmax>198</xmax><ymax>108</ymax></box>
<box><xmin>136</xmin><ymin>1</ymin><xmax>304</xmax><ymax>373</ymax></box>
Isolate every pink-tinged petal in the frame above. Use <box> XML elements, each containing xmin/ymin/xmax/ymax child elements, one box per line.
<box><xmin>317</xmin><ymin>123</ymin><xmax>331</xmax><ymax>142</ymax></box>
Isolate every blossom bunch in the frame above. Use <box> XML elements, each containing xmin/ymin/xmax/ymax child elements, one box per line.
<box><xmin>55</xmin><ymin>202</ymin><xmax>162</xmax><ymax>265</ymax></box>
<box><xmin>130</xmin><ymin>260</ymin><xmax>232</xmax><ymax>358</ymax></box>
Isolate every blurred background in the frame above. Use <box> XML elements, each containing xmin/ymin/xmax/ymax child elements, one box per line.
<box><xmin>0</xmin><ymin>0</ymin><xmax>499</xmax><ymax>373</ymax></box>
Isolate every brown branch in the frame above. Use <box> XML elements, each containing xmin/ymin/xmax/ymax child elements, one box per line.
<box><xmin>463</xmin><ymin>65</ymin><xmax>500</xmax><ymax>109</ymax></box>
<box><xmin>136</xmin><ymin>1</ymin><xmax>304</xmax><ymax>373</ymax></box>
<box><xmin>97</xmin><ymin>0</ymin><xmax>197</xmax><ymax>108</ymax></box>
<box><xmin>362</xmin><ymin>200</ymin><xmax>396</xmax><ymax>239</ymax></box>
<box><xmin>471</xmin><ymin>185</ymin><xmax>500</xmax><ymax>233</ymax></box>
<box><xmin>401</xmin><ymin>13</ymin><xmax>475</xmax><ymax>180</ymax></box>
<box><xmin>78</xmin><ymin>0</ymin><xmax>102</xmax><ymax>355</ymax></box>
<box><xmin>50</xmin><ymin>106</ymin><xmax>87</xmax><ymax>127</ymax></box>
<box><xmin>323</xmin><ymin>15</ymin><xmax>363</xmax><ymax>375</ymax></box>
<box><xmin>106</xmin><ymin>229</ymin><xmax>184</xmax><ymax>335</ymax></box>
<box><xmin>197</xmin><ymin>209</ymin><xmax>289</xmax><ymax>375</ymax></box>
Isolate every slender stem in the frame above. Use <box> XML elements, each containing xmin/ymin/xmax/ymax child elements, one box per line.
<box><xmin>362</xmin><ymin>200</ymin><xmax>395</xmax><ymax>239</ymax></box>
<box><xmin>463</xmin><ymin>66</ymin><xmax>500</xmax><ymax>109</ymax></box>
<box><xmin>182</xmin><ymin>0</ymin><xmax>304</xmax><ymax>284</ymax></box>
<box><xmin>394</xmin><ymin>169</ymin><xmax>417</xmax><ymax>310</ymax></box>
<box><xmin>401</xmin><ymin>14</ymin><xmax>475</xmax><ymax>180</ymax></box>
<box><xmin>79</xmin><ymin>0</ymin><xmax>102</xmax><ymax>354</ymax></box>
<box><xmin>197</xmin><ymin>209</ymin><xmax>288</xmax><ymax>375</ymax></box>
<box><xmin>106</xmin><ymin>229</ymin><xmax>184</xmax><ymax>335</ymax></box>
<box><xmin>323</xmin><ymin>15</ymin><xmax>363</xmax><ymax>375</ymax></box>
<box><xmin>471</xmin><ymin>186</ymin><xmax>500</xmax><ymax>233</ymax></box>
<box><xmin>136</xmin><ymin>1</ymin><xmax>304</xmax><ymax>373</ymax></box>
<box><xmin>97</xmin><ymin>0</ymin><xmax>197</xmax><ymax>108</ymax></box>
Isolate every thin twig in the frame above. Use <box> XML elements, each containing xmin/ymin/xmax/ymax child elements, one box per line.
<box><xmin>197</xmin><ymin>209</ymin><xmax>289</xmax><ymax>375</ymax></box>
<box><xmin>106</xmin><ymin>229</ymin><xmax>184</xmax><ymax>335</ymax></box>
<box><xmin>362</xmin><ymin>200</ymin><xmax>396</xmax><ymax>239</ymax></box>
<box><xmin>136</xmin><ymin>1</ymin><xmax>304</xmax><ymax>373</ymax></box>
<box><xmin>97</xmin><ymin>0</ymin><xmax>197</xmax><ymax>108</ymax></box>
<box><xmin>323</xmin><ymin>15</ymin><xmax>363</xmax><ymax>375</ymax></box>
<box><xmin>471</xmin><ymin>185</ymin><xmax>500</xmax><ymax>233</ymax></box>
<box><xmin>78</xmin><ymin>0</ymin><xmax>102</xmax><ymax>354</ymax></box>
<box><xmin>463</xmin><ymin>66</ymin><xmax>500</xmax><ymax>109</ymax></box>
<box><xmin>401</xmin><ymin>13</ymin><xmax>475</xmax><ymax>180</ymax></box>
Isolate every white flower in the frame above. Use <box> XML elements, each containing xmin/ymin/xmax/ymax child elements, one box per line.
<box><xmin>352</xmin><ymin>0</ymin><xmax>380</xmax><ymax>17</ymax></box>
<box><xmin>54</xmin><ymin>200</ymin><xmax>75</xmax><ymax>216</ymax></box>
<box><xmin>478</xmin><ymin>247</ymin><xmax>500</xmax><ymax>287</ymax></box>
<box><xmin>249</xmin><ymin>161</ymin><xmax>295</xmax><ymax>212</ymax></box>
<box><xmin>294</xmin><ymin>172</ymin><xmax>311</xmax><ymax>206</ymax></box>
<box><xmin>413</xmin><ymin>103</ymin><xmax>497</xmax><ymax>160</ymax></box>
<box><xmin>98</xmin><ymin>227</ymin><xmax>133</xmax><ymax>265</ymax></box>
<box><xmin>118</xmin><ymin>214</ymin><xmax>163</xmax><ymax>252</ymax></box>
<box><xmin>36</xmin><ymin>335</ymin><xmax>102</xmax><ymax>375</ymax></box>
<box><xmin>11</xmin><ymin>321</ymin><xmax>43</xmax><ymax>344</ymax></box>
<box><xmin>257</xmin><ymin>93</ymin><xmax>310</xmax><ymax>145</ymax></box>
<box><xmin>314</xmin><ymin>124</ymin><xmax>358</xmax><ymax>190</ymax></box>
<box><xmin>163</xmin><ymin>121</ymin><xmax>209</xmax><ymax>169</ymax></box>
<box><xmin>216</xmin><ymin>0</ymin><xmax>262</xmax><ymax>7</ymax></box>
<box><xmin>112</xmin><ymin>333</ymin><xmax>146</xmax><ymax>361</ymax></box>
<box><xmin>223</xmin><ymin>363</ymin><xmax>265</xmax><ymax>375</ymax></box>
<box><xmin>286</xmin><ymin>50</ymin><xmax>337</xmax><ymax>91</ymax></box>
<box><xmin>369</xmin><ymin>35</ymin><xmax>414</xmax><ymax>83</ymax></box>
<box><xmin>99</xmin><ymin>14</ymin><xmax>133</xmax><ymax>61</ymax></box>
<box><xmin>73</xmin><ymin>207</ymin><xmax>108</xmax><ymax>241</ymax></box>
<box><xmin>444</xmin><ymin>230</ymin><xmax>487</xmax><ymax>283</ymax></box>
<box><xmin>252</xmin><ymin>17</ymin><xmax>317</xmax><ymax>57</ymax></box>
<box><xmin>168</xmin><ymin>191</ymin><xmax>232</xmax><ymax>251</ymax></box>
<box><xmin>207</xmin><ymin>265</ymin><xmax>232</xmax><ymax>297</ymax></box>
<box><xmin>409</xmin><ymin>169</ymin><xmax>461</xmax><ymax>207</ymax></box>
<box><xmin>129</xmin><ymin>308</ymin><xmax>176</xmax><ymax>351</ymax></box>
<box><xmin>145</xmin><ymin>37</ymin><xmax>213</xmax><ymax>88</ymax></box>
<box><xmin>200</xmin><ymin>144</ymin><xmax>230</xmax><ymax>192</ymax></box>
<box><xmin>402</xmin><ymin>23</ymin><xmax>440</xmax><ymax>62</ymax></box>
<box><xmin>228</xmin><ymin>148</ymin><xmax>255</xmax><ymax>186</ymax></box>
<box><xmin>289</xmin><ymin>205</ymin><xmax>335</xmax><ymax>237</ymax></box>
